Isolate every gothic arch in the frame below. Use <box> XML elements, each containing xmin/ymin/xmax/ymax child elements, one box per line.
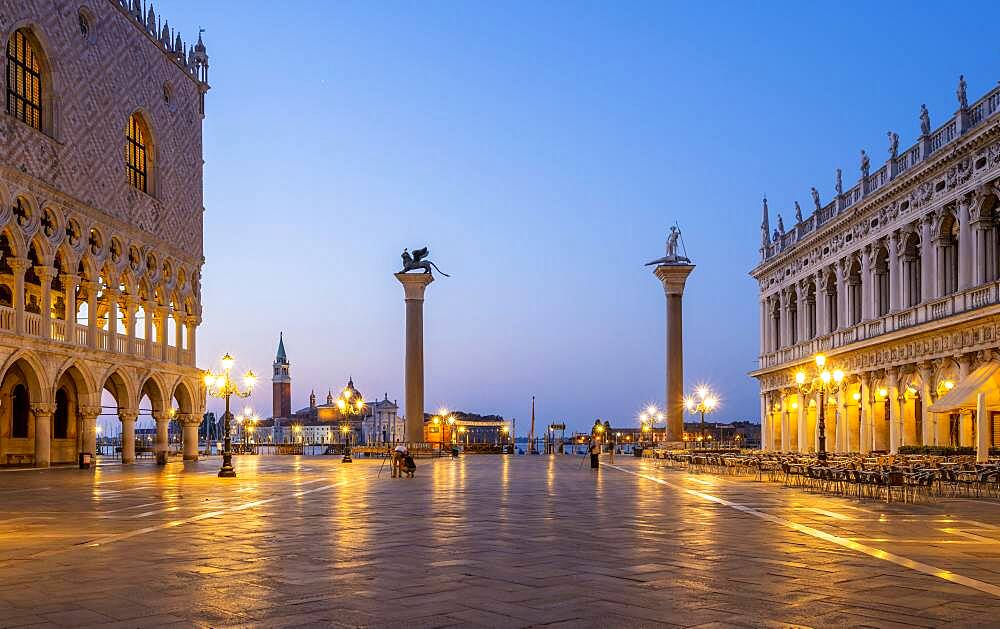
<box><xmin>0</xmin><ymin>349</ymin><xmax>48</xmax><ymax>402</ymax></box>
<box><xmin>170</xmin><ymin>378</ymin><xmax>196</xmax><ymax>415</ymax></box>
<box><xmin>52</xmin><ymin>358</ymin><xmax>97</xmax><ymax>406</ymax></box>
<box><xmin>137</xmin><ymin>372</ymin><xmax>168</xmax><ymax>414</ymax></box>
<box><xmin>100</xmin><ymin>366</ymin><xmax>135</xmax><ymax>411</ymax></box>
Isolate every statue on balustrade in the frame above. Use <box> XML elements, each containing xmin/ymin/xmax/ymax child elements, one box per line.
<box><xmin>860</xmin><ymin>150</ymin><xmax>870</xmax><ymax>180</ymax></box>
<box><xmin>776</xmin><ymin>213</ymin><xmax>785</xmax><ymax>236</ymax></box>
<box><xmin>835</xmin><ymin>168</ymin><xmax>843</xmax><ymax>196</ymax></box>
<box><xmin>760</xmin><ymin>196</ymin><xmax>770</xmax><ymax>247</ymax></box>
<box><xmin>794</xmin><ymin>201</ymin><xmax>802</xmax><ymax>223</ymax></box>
<box><xmin>920</xmin><ymin>104</ymin><xmax>931</xmax><ymax>136</ymax></box>
<box><xmin>957</xmin><ymin>74</ymin><xmax>968</xmax><ymax>110</ymax></box>
<box><xmin>887</xmin><ymin>131</ymin><xmax>899</xmax><ymax>159</ymax></box>
<box><xmin>811</xmin><ymin>186</ymin><xmax>821</xmax><ymax>211</ymax></box>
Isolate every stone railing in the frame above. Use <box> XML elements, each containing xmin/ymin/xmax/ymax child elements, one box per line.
<box><xmin>759</xmin><ymin>279</ymin><xmax>1000</xmax><ymax>369</ymax></box>
<box><xmin>762</xmin><ymin>82</ymin><xmax>1000</xmax><ymax>262</ymax></box>
<box><xmin>0</xmin><ymin>305</ymin><xmax>195</xmax><ymax>367</ymax></box>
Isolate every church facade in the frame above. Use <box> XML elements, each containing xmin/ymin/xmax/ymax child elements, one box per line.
<box><xmin>269</xmin><ymin>334</ymin><xmax>402</xmax><ymax>445</ymax></box>
<box><xmin>0</xmin><ymin>1</ymin><xmax>209</xmax><ymax>466</ymax></box>
<box><xmin>751</xmin><ymin>76</ymin><xmax>1000</xmax><ymax>455</ymax></box>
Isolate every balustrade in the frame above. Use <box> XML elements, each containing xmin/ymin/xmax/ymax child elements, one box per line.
<box><xmin>760</xmin><ymin>279</ymin><xmax>1000</xmax><ymax>369</ymax></box>
<box><xmin>97</xmin><ymin>329</ymin><xmax>109</xmax><ymax>351</ymax></box>
<box><xmin>50</xmin><ymin>319</ymin><xmax>66</xmax><ymax>342</ymax></box>
<box><xmin>0</xmin><ymin>306</ymin><xmax>12</xmax><ymax>331</ymax></box>
<box><xmin>24</xmin><ymin>312</ymin><xmax>40</xmax><ymax>336</ymax></box>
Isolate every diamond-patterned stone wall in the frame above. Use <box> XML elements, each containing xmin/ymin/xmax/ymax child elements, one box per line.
<box><xmin>0</xmin><ymin>0</ymin><xmax>204</xmax><ymax>263</ymax></box>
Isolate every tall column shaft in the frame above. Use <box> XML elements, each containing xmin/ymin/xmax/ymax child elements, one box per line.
<box><xmin>396</xmin><ymin>273</ymin><xmax>434</xmax><ymax>445</ymax></box>
<box><xmin>33</xmin><ymin>405</ymin><xmax>54</xmax><ymax>467</ymax></box>
<box><xmin>120</xmin><ymin>410</ymin><xmax>137</xmax><ymax>464</ymax></box>
<box><xmin>655</xmin><ymin>264</ymin><xmax>694</xmax><ymax>442</ymax></box>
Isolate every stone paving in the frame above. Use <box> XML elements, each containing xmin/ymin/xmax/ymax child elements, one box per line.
<box><xmin>0</xmin><ymin>454</ymin><xmax>999</xmax><ymax>628</ymax></box>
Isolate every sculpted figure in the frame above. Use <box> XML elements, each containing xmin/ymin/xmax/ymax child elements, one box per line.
<box><xmin>645</xmin><ymin>225</ymin><xmax>690</xmax><ymax>265</ymax></box>
<box><xmin>860</xmin><ymin>150</ymin><xmax>870</xmax><ymax>180</ymax></box>
<box><xmin>776</xmin><ymin>213</ymin><xmax>785</xmax><ymax>236</ymax></box>
<box><xmin>794</xmin><ymin>201</ymin><xmax>803</xmax><ymax>223</ymax></box>
<box><xmin>761</xmin><ymin>197</ymin><xmax>770</xmax><ymax>247</ymax></box>
<box><xmin>887</xmin><ymin>131</ymin><xmax>899</xmax><ymax>159</ymax></box>
<box><xmin>399</xmin><ymin>247</ymin><xmax>450</xmax><ymax>276</ymax></box>
<box><xmin>811</xmin><ymin>186</ymin><xmax>821</xmax><ymax>210</ymax></box>
<box><xmin>835</xmin><ymin>168</ymin><xmax>843</xmax><ymax>196</ymax></box>
<box><xmin>920</xmin><ymin>104</ymin><xmax>931</xmax><ymax>136</ymax></box>
<box><xmin>957</xmin><ymin>74</ymin><xmax>968</xmax><ymax>110</ymax></box>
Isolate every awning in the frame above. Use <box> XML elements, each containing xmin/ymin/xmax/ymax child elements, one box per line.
<box><xmin>927</xmin><ymin>361</ymin><xmax>1000</xmax><ymax>413</ymax></box>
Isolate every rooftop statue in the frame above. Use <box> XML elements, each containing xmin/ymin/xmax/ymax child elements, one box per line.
<box><xmin>776</xmin><ymin>213</ymin><xmax>785</xmax><ymax>235</ymax></box>
<box><xmin>860</xmin><ymin>149</ymin><xmax>870</xmax><ymax>180</ymax></box>
<box><xmin>400</xmin><ymin>247</ymin><xmax>450</xmax><ymax>276</ymax></box>
<box><xmin>920</xmin><ymin>104</ymin><xmax>931</xmax><ymax>136</ymax></box>
<box><xmin>794</xmin><ymin>201</ymin><xmax>803</xmax><ymax>223</ymax></box>
<box><xmin>957</xmin><ymin>74</ymin><xmax>968</xmax><ymax>110</ymax></box>
<box><xmin>835</xmin><ymin>168</ymin><xmax>843</xmax><ymax>196</ymax></box>
<box><xmin>811</xmin><ymin>186</ymin><xmax>821</xmax><ymax>211</ymax></box>
<box><xmin>645</xmin><ymin>225</ymin><xmax>690</xmax><ymax>266</ymax></box>
<box><xmin>887</xmin><ymin>131</ymin><xmax>899</xmax><ymax>159</ymax></box>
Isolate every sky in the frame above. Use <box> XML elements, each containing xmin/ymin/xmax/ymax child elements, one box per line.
<box><xmin>148</xmin><ymin>0</ymin><xmax>1000</xmax><ymax>434</ymax></box>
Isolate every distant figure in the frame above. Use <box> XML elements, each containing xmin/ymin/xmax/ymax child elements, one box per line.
<box><xmin>957</xmin><ymin>74</ymin><xmax>968</xmax><ymax>110</ymax></box>
<box><xmin>391</xmin><ymin>444</ymin><xmax>407</xmax><ymax>478</ymax></box>
<box><xmin>402</xmin><ymin>452</ymin><xmax>416</xmax><ymax>478</ymax></box>
<box><xmin>776</xmin><ymin>213</ymin><xmax>785</xmax><ymax>236</ymax></box>
<box><xmin>794</xmin><ymin>201</ymin><xmax>803</xmax><ymax>223</ymax></box>
<box><xmin>920</xmin><ymin>104</ymin><xmax>931</xmax><ymax>136</ymax></box>
<box><xmin>835</xmin><ymin>168</ymin><xmax>843</xmax><ymax>196</ymax></box>
<box><xmin>589</xmin><ymin>443</ymin><xmax>600</xmax><ymax>469</ymax></box>
<box><xmin>860</xmin><ymin>150</ymin><xmax>870</xmax><ymax>180</ymax></box>
<box><xmin>811</xmin><ymin>187</ymin><xmax>821</xmax><ymax>211</ymax></box>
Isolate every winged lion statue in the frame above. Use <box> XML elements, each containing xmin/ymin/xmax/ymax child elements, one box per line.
<box><xmin>400</xmin><ymin>247</ymin><xmax>450</xmax><ymax>277</ymax></box>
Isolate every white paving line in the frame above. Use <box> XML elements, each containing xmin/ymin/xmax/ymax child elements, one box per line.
<box><xmin>607</xmin><ymin>464</ymin><xmax>1000</xmax><ymax>598</ymax></box>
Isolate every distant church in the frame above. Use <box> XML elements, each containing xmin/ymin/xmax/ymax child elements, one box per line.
<box><xmin>269</xmin><ymin>334</ymin><xmax>402</xmax><ymax>444</ymax></box>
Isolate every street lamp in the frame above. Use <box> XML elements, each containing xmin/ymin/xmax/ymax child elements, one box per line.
<box><xmin>203</xmin><ymin>353</ymin><xmax>256</xmax><ymax>478</ymax></box>
<box><xmin>335</xmin><ymin>383</ymin><xmax>365</xmax><ymax>463</ymax></box>
<box><xmin>794</xmin><ymin>353</ymin><xmax>844</xmax><ymax>464</ymax></box>
<box><xmin>684</xmin><ymin>386</ymin><xmax>718</xmax><ymax>443</ymax></box>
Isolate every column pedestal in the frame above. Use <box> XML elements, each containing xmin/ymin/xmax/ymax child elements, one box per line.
<box><xmin>395</xmin><ymin>272</ymin><xmax>435</xmax><ymax>445</ymax></box>
<box><xmin>654</xmin><ymin>263</ymin><xmax>695</xmax><ymax>442</ymax></box>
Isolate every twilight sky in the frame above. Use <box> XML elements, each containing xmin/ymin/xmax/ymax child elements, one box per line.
<box><xmin>158</xmin><ymin>0</ymin><xmax>1000</xmax><ymax>434</ymax></box>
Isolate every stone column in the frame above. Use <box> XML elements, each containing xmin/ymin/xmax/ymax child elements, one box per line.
<box><xmin>395</xmin><ymin>272</ymin><xmax>435</xmax><ymax>444</ymax></box>
<box><xmin>8</xmin><ymin>257</ymin><xmax>28</xmax><ymax>335</ymax></box>
<box><xmin>859</xmin><ymin>374</ymin><xmax>873</xmax><ymax>454</ymax></box>
<box><xmin>35</xmin><ymin>266</ymin><xmax>56</xmax><ymax>339</ymax></box>
<box><xmin>105</xmin><ymin>287</ymin><xmax>119</xmax><ymax>352</ymax></box>
<box><xmin>123</xmin><ymin>295</ymin><xmax>138</xmax><ymax>355</ymax></box>
<box><xmin>79</xmin><ymin>405</ymin><xmax>101</xmax><ymax>457</ymax></box>
<box><xmin>920</xmin><ymin>214</ymin><xmax>934</xmax><ymax>302</ymax></box>
<box><xmin>797</xmin><ymin>394</ymin><xmax>807</xmax><ymax>453</ymax></box>
<box><xmin>976</xmin><ymin>392</ymin><xmax>989</xmax><ymax>463</ymax></box>
<box><xmin>185</xmin><ymin>316</ymin><xmax>199</xmax><ymax>367</ymax></box>
<box><xmin>174</xmin><ymin>311</ymin><xmax>184</xmax><ymax>364</ymax></box>
<box><xmin>758</xmin><ymin>299</ymin><xmax>767</xmax><ymax>357</ymax></box>
<box><xmin>155</xmin><ymin>306</ymin><xmax>169</xmax><ymax>362</ymax></box>
<box><xmin>835</xmin><ymin>391</ymin><xmax>847</xmax><ymax>453</ymax></box>
<box><xmin>653</xmin><ymin>263</ymin><xmax>696</xmax><ymax>442</ymax></box>
<box><xmin>153</xmin><ymin>411</ymin><xmax>170</xmax><ymax>465</ymax></box>
<box><xmin>888</xmin><ymin>232</ymin><xmax>900</xmax><ymax>312</ymax></box>
<box><xmin>83</xmin><ymin>281</ymin><xmax>99</xmax><ymax>348</ymax></box>
<box><xmin>62</xmin><ymin>273</ymin><xmax>79</xmax><ymax>345</ymax></box>
<box><xmin>836</xmin><ymin>259</ymin><xmax>848</xmax><ymax>330</ymax></box>
<box><xmin>143</xmin><ymin>300</ymin><xmax>155</xmax><ymax>359</ymax></box>
<box><xmin>119</xmin><ymin>409</ymin><xmax>137</xmax><ymax>464</ymax></box>
<box><xmin>859</xmin><ymin>247</ymin><xmax>873</xmax><ymax>322</ymax></box>
<box><xmin>815</xmin><ymin>270</ymin><xmax>828</xmax><ymax>334</ymax></box>
<box><xmin>179</xmin><ymin>413</ymin><xmax>201</xmax><ymax>461</ymax></box>
<box><xmin>759</xmin><ymin>393</ymin><xmax>769</xmax><ymax>451</ymax></box>
<box><xmin>957</xmin><ymin>196</ymin><xmax>972</xmax><ymax>290</ymax></box>
<box><xmin>887</xmin><ymin>371</ymin><xmax>901</xmax><ymax>453</ymax></box>
<box><xmin>780</xmin><ymin>397</ymin><xmax>790</xmax><ymax>452</ymax></box>
<box><xmin>32</xmin><ymin>403</ymin><xmax>54</xmax><ymax>467</ymax></box>
<box><xmin>918</xmin><ymin>362</ymin><xmax>934</xmax><ymax>446</ymax></box>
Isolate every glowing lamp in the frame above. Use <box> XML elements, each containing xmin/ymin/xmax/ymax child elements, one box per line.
<box><xmin>820</xmin><ymin>370</ymin><xmax>831</xmax><ymax>384</ymax></box>
<box><xmin>203</xmin><ymin>372</ymin><xmax>215</xmax><ymax>387</ymax></box>
<box><xmin>878</xmin><ymin>388</ymin><xmax>888</xmax><ymax>398</ymax></box>
<box><xmin>795</xmin><ymin>371</ymin><xmax>806</xmax><ymax>385</ymax></box>
<box><xmin>646</xmin><ymin>405</ymin><xmax>657</xmax><ymax>416</ymax></box>
<box><xmin>814</xmin><ymin>354</ymin><xmax>826</xmax><ymax>368</ymax></box>
<box><xmin>852</xmin><ymin>392</ymin><xmax>861</xmax><ymax>402</ymax></box>
<box><xmin>432</xmin><ymin>416</ymin><xmax>440</xmax><ymax>424</ymax></box>
<box><xmin>944</xmin><ymin>380</ymin><xmax>955</xmax><ymax>390</ymax></box>
<box><xmin>244</xmin><ymin>370</ymin><xmax>257</xmax><ymax>388</ymax></box>
<box><xmin>791</xmin><ymin>402</ymin><xmax>798</xmax><ymax>410</ymax></box>
<box><xmin>221</xmin><ymin>354</ymin><xmax>235</xmax><ymax>371</ymax></box>
<box><xmin>832</xmin><ymin>369</ymin><xmax>844</xmax><ymax>384</ymax></box>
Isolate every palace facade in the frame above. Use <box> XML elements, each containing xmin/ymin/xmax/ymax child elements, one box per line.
<box><xmin>1</xmin><ymin>1</ymin><xmax>209</xmax><ymax>465</ymax></box>
<box><xmin>751</xmin><ymin>77</ymin><xmax>1000</xmax><ymax>455</ymax></box>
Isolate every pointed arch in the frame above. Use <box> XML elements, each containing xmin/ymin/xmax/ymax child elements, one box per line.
<box><xmin>100</xmin><ymin>366</ymin><xmax>135</xmax><ymax>412</ymax></box>
<box><xmin>0</xmin><ymin>349</ymin><xmax>47</xmax><ymax>402</ymax></box>
<box><xmin>170</xmin><ymin>378</ymin><xmax>196</xmax><ymax>415</ymax></box>
<box><xmin>5</xmin><ymin>25</ymin><xmax>56</xmax><ymax>133</ymax></box>
<box><xmin>125</xmin><ymin>110</ymin><xmax>155</xmax><ymax>195</ymax></box>
<box><xmin>137</xmin><ymin>372</ymin><xmax>167</xmax><ymax>414</ymax></box>
<box><xmin>52</xmin><ymin>358</ymin><xmax>97</xmax><ymax>406</ymax></box>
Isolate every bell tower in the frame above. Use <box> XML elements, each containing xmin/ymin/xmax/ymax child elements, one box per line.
<box><xmin>272</xmin><ymin>332</ymin><xmax>291</xmax><ymax>419</ymax></box>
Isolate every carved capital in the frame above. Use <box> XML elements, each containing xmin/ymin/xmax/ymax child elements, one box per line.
<box><xmin>177</xmin><ymin>413</ymin><xmax>202</xmax><ymax>427</ymax></box>
<box><xmin>33</xmin><ymin>265</ymin><xmax>57</xmax><ymax>280</ymax></box>
<box><xmin>31</xmin><ymin>403</ymin><xmax>56</xmax><ymax>417</ymax></box>
<box><xmin>5</xmin><ymin>256</ymin><xmax>30</xmax><ymax>273</ymax></box>
<box><xmin>118</xmin><ymin>408</ymin><xmax>139</xmax><ymax>423</ymax></box>
<box><xmin>78</xmin><ymin>405</ymin><xmax>102</xmax><ymax>419</ymax></box>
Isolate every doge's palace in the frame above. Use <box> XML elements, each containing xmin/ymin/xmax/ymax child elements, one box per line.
<box><xmin>0</xmin><ymin>0</ymin><xmax>208</xmax><ymax>466</ymax></box>
<box><xmin>751</xmin><ymin>76</ymin><xmax>1000</xmax><ymax>456</ymax></box>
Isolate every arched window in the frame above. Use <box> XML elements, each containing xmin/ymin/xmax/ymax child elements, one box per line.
<box><xmin>11</xmin><ymin>383</ymin><xmax>29</xmax><ymax>439</ymax></box>
<box><xmin>6</xmin><ymin>29</ymin><xmax>43</xmax><ymax>130</ymax></box>
<box><xmin>126</xmin><ymin>113</ymin><xmax>150</xmax><ymax>193</ymax></box>
<box><xmin>54</xmin><ymin>388</ymin><xmax>69</xmax><ymax>439</ymax></box>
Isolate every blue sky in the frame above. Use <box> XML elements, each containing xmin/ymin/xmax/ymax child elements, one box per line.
<box><xmin>156</xmin><ymin>0</ymin><xmax>1000</xmax><ymax>434</ymax></box>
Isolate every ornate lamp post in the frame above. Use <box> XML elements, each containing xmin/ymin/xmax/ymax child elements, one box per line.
<box><xmin>335</xmin><ymin>384</ymin><xmax>365</xmax><ymax>463</ymax></box>
<box><xmin>684</xmin><ymin>386</ymin><xmax>718</xmax><ymax>443</ymax></box>
<box><xmin>204</xmin><ymin>353</ymin><xmax>256</xmax><ymax>478</ymax></box>
<box><xmin>794</xmin><ymin>353</ymin><xmax>844</xmax><ymax>464</ymax></box>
